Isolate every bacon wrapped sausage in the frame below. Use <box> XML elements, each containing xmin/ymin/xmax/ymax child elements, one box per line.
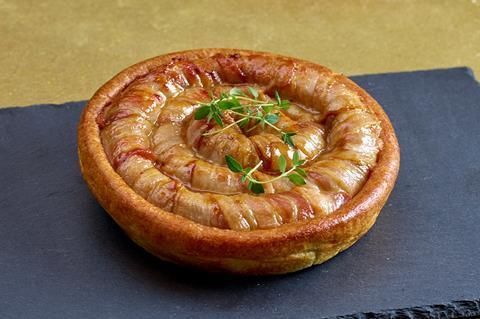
<box><xmin>96</xmin><ymin>52</ymin><xmax>384</xmax><ymax>231</ymax></box>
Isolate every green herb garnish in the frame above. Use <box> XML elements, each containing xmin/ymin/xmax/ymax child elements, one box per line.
<box><xmin>194</xmin><ymin>86</ymin><xmax>295</xmax><ymax>145</ymax></box>
<box><xmin>225</xmin><ymin>151</ymin><xmax>306</xmax><ymax>194</ymax></box>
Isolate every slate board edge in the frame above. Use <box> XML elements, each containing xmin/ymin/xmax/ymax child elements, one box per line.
<box><xmin>329</xmin><ymin>298</ymin><xmax>480</xmax><ymax>319</ymax></box>
<box><xmin>0</xmin><ymin>100</ymin><xmax>85</xmax><ymax>113</ymax></box>
<box><xmin>1</xmin><ymin>67</ymin><xmax>479</xmax><ymax>318</ymax></box>
<box><xmin>350</xmin><ymin>66</ymin><xmax>479</xmax><ymax>84</ymax></box>
<box><xmin>0</xmin><ymin>67</ymin><xmax>477</xmax><ymax>111</ymax></box>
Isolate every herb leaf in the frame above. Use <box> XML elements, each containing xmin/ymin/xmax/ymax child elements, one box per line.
<box><xmin>217</xmin><ymin>100</ymin><xmax>236</xmax><ymax>110</ymax></box>
<box><xmin>248</xmin><ymin>86</ymin><xmax>259</xmax><ymax>99</ymax></box>
<box><xmin>229</xmin><ymin>87</ymin><xmax>245</xmax><ymax>96</ymax></box>
<box><xmin>292</xmin><ymin>151</ymin><xmax>300</xmax><ymax>165</ymax></box>
<box><xmin>282</xmin><ymin>132</ymin><xmax>296</xmax><ymax>148</ymax></box>
<box><xmin>225</xmin><ymin>155</ymin><xmax>243</xmax><ymax>173</ymax></box>
<box><xmin>288</xmin><ymin>173</ymin><xmax>306</xmax><ymax>186</ymax></box>
<box><xmin>279</xmin><ymin>99</ymin><xmax>290</xmax><ymax>110</ymax></box>
<box><xmin>278</xmin><ymin>154</ymin><xmax>287</xmax><ymax>173</ymax></box>
<box><xmin>248</xmin><ymin>181</ymin><xmax>264</xmax><ymax>194</ymax></box>
<box><xmin>212</xmin><ymin>113</ymin><xmax>224</xmax><ymax>127</ymax></box>
<box><xmin>264</xmin><ymin>113</ymin><xmax>279</xmax><ymax>125</ymax></box>
<box><xmin>194</xmin><ymin>105</ymin><xmax>210</xmax><ymax>120</ymax></box>
<box><xmin>295</xmin><ymin>167</ymin><xmax>307</xmax><ymax>177</ymax></box>
<box><xmin>275</xmin><ymin>90</ymin><xmax>282</xmax><ymax>106</ymax></box>
<box><xmin>262</xmin><ymin>104</ymin><xmax>273</xmax><ymax>113</ymax></box>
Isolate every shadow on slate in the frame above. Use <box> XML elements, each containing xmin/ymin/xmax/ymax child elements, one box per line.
<box><xmin>0</xmin><ymin>67</ymin><xmax>479</xmax><ymax>319</ymax></box>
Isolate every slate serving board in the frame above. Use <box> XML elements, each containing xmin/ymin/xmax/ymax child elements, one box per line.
<box><xmin>1</xmin><ymin>68</ymin><xmax>479</xmax><ymax>319</ymax></box>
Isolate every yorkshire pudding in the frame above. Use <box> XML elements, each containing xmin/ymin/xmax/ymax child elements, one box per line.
<box><xmin>78</xmin><ymin>49</ymin><xmax>399</xmax><ymax>275</ymax></box>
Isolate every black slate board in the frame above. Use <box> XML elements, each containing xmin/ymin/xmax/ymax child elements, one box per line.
<box><xmin>1</xmin><ymin>68</ymin><xmax>480</xmax><ymax>319</ymax></box>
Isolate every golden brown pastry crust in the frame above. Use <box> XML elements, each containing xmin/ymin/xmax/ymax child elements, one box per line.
<box><xmin>78</xmin><ymin>49</ymin><xmax>400</xmax><ymax>275</ymax></box>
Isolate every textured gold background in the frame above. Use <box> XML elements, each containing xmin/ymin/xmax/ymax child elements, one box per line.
<box><xmin>1</xmin><ymin>0</ymin><xmax>479</xmax><ymax>107</ymax></box>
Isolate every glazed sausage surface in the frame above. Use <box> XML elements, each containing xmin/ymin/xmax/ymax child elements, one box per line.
<box><xmin>98</xmin><ymin>53</ymin><xmax>382</xmax><ymax>231</ymax></box>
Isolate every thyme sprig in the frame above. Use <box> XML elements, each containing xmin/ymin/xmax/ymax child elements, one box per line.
<box><xmin>194</xmin><ymin>87</ymin><xmax>296</xmax><ymax>147</ymax></box>
<box><xmin>225</xmin><ymin>151</ymin><xmax>307</xmax><ymax>194</ymax></box>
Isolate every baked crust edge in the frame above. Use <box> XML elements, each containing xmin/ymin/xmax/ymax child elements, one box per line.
<box><xmin>77</xmin><ymin>48</ymin><xmax>400</xmax><ymax>275</ymax></box>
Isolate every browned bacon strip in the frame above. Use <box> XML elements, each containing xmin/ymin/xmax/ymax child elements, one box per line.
<box><xmin>97</xmin><ymin>52</ymin><xmax>382</xmax><ymax>230</ymax></box>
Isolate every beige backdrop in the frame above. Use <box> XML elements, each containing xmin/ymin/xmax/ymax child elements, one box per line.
<box><xmin>1</xmin><ymin>0</ymin><xmax>479</xmax><ymax>107</ymax></box>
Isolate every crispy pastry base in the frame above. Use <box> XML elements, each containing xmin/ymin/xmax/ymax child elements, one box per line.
<box><xmin>78</xmin><ymin>49</ymin><xmax>400</xmax><ymax>275</ymax></box>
